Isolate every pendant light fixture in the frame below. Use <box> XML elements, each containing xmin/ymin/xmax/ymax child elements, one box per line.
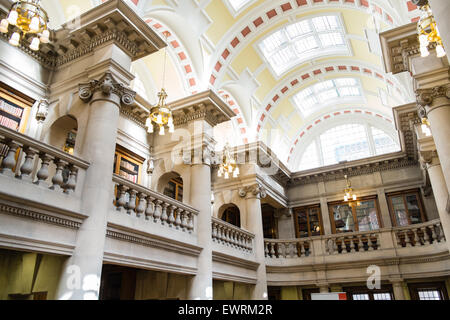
<box><xmin>145</xmin><ymin>32</ymin><xmax>174</xmax><ymax>135</ymax></box>
<box><xmin>343</xmin><ymin>174</ymin><xmax>357</xmax><ymax>202</ymax></box>
<box><xmin>1</xmin><ymin>1</ymin><xmax>50</xmax><ymax>51</ymax></box>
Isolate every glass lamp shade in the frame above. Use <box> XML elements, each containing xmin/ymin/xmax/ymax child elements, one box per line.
<box><xmin>40</xmin><ymin>29</ymin><xmax>50</xmax><ymax>43</ymax></box>
<box><xmin>0</xmin><ymin>19</ymin><xmax>8</xmax><ymax>33</ymax></box>
<box><xmin>159</xmin><ymin>125</ymin><xmax>165</xmax><ymax>135</ymax></box>
<box><xmin>344</xmin><ymin>195</ymin><xmax>348</xmax><ymax>202</ymax></box>
<box><xmin>30</xmin><ymin>37</ymin><xmax>40</xmax><ymax>51</ymax></box>
<box><xmin>436</xmin><ymin>44</ymin><xmax>446</xmax><ymax>57</ymax></box>
<box><xmin>352</xmin><ymin>194</ymin><xmax>357</xmax><ymax>201</ymax></box>
<box><xmin>420</xmin><ymin>46</ymin><xmax>430</xmax><ymax>57</ymax></box>
<box><xmin>29</xmin><ymin>16</ymin><xmax>40</xmax><ymax>32</ymax></box>
<box><xmin>9</xmin><ymin>32</ymin><xmax>20</xmax><ymax>46</ymax></box>
<box><xmin>224</xmin><ymin>171</ymin><xmax>229</xmax><ymax>179</ymax></box>
<box><xmin>7</xmin><ymin>10</ymin><xmax>18</xmax><ymax>25</ymax></box>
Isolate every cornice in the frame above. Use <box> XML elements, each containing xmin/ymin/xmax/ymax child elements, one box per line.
<box><xmin>212</xmin><ymin>251</ymin><xmax>259</xmax><ymax>271</ymax></box>
<box><xmin>212</xmin><ymin>272</ymin><xmax>257</xmax><ymax>285</ymax></box>
<box><xmin>0</xmin><ymin>202</ymin><xmax>83</xmax><ymax>229</ymax></box>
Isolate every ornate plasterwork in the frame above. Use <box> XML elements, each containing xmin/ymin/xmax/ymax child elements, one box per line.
<box><xmin>78</xmin><ymin>72</ymin><xmax>136</xmax><ymax>107</ymax></box>
<box><xmin>172</xmin><ymin>103</ymin><xmax>231</xmax><ymax>127</ymax></box>
<box><xmin>0</xmin><ymin>202</ymin><xmax>82</xmax><ymax>229</ymax></box>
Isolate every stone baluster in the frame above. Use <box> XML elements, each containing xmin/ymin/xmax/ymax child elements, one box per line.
<box><xmin>115</xmin><ymin>185</ymin><xmax>128</xmax><ymax>211</ymax></box>
<box><xmin>64</xmin><ymin>165</ymin><xmax>78</xmax><ymax>194</ymax></box>
<box><xmin>175</xmin><ymin>208</ymin><xmax>183</xmax><ymax>229</ymax></box>
<box><xmin>187</xmin><ymin>212</ymin><xmax>194</xmax><ymax>232</ymax></box>
<box><xmin>50</xmin><ymin>159</ymin><xmax>66</xmax><ymax>191</ymax></box>
<box><xmin>264</xmin><ymin>242</ymin><xmax>269</xmax><ymax>257</ymax></box>
<box><xmin>212</xmin><ymin>222</ymin><xmax>218</xmax><ymax>240</ymax></box>
<box><xmin>35</xmin><ymin>153</ymin><xmax>52</xmax><ymax>186</ymax></box>
<box><xmin>153</xmin><ymin>200</ymin><xmax>163</xmax><ymax>222</ymax></box>
<box><xmin>135</xmin><ymin>193</ymin><xmax>146</xmax><ymax>218</ymax></box>
<box><xmin>145</xmin><ymin>196</ymin><xmax>155</xmax><ymax>220</ymax></box>
<box><xmin>293</xmin><ymin>241</ymin><xmax>299</xmax><ymax>258</ymax></box>
<box><xmin>1</xmin><ymin>140</ymin><xmax>19</xmax><ymax>176</ymax></box>
<box><xmin>127</xmin><ymin>189</ymin><xmax>137</xmax><ymax>215</ymax></box>
<box><xmin>160</xmin><ymin>203</ymin><xmax>169</xmax><ymax>225</ymax></box>
<box><xmin>19</xmin><ymin>146</ymin><xmax>36</xmax><ymax>181</ymax></box>
<box><xmin>180</xmin><ymin>210</ymin><xmax>188</xmax><ymax>231</ymax></box>
<box><xmin>269</xmin><ymin>242</ymin><xmax>275</xmax><ymax>258</ymax></box>
<box><xmin>168</xmin><ymin>205</ymin><xmax>176</xmax><ymax>226</ymax></box>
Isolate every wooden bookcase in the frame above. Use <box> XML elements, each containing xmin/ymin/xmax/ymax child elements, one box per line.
<box><xmin>113</xmin><ymin>145</ymin><xmax>144</xmax><ymax>184</ymax></box>
<box><xmin>0</xmin><ymin>83</ymin><xmax>33</xmax><ymax>157</ymax></box>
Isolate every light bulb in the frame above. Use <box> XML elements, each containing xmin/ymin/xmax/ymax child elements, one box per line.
<box><xmin>40</xmin><ymin>29</ymin><xmax>50</xmax><ymax>44</ymax></box>
<box><xmin>156</xmin><ymin>114</ymin><xmax>162</xmax><ymax>124</ymax></box>
<box><xmin>421</xmin><ymin>46</ymin><xmax>430</xmax><ymax>57</ymax></box>
<box><xmin>218</xmin><ymin>169</ymin><xmax>222</xmax><ymax>177</ymax></box>
<box><xmin>436</xmin><ymin>44</ymin><xmax>446</xmax><ymax>58</ymax></box>
<box><xmin>9</xmin><ymin>32</ymin><xmax>20</xmax><ymax>46</ymax></box>
<box><xmin>30</xmin><ymin>37</ymin><xmax>40</xmax><ymax>51</ymax></box>
<box><xmin>147</xmin><ymin>125</ymin><xmax>153</xmax><ymax>133</ymax></box>
<box><xmin>224</xmin><ymin>171</ymin><xmax>229</xmax><ymax>179</ymax></box>
<box><xmin>228</xmin><ymin>165</ymin><xmax>233</xmax><ymax>173</ymax></box>
<box><xmin>7</xmin><ymin>10</ymin><xmax>18</xmax><ymax>25</ymax></box>
<box><xmin>352</xmin><ymin>194</ymin><xmax>357</xmax><ymax>201</ymax></box>
<box><xmin>419</xmin><ymin>34</ymin><xmax>429</xmax><ymax>47</ymax></box>
<box><xmin>344</xmin><ymin>195</ymin><xmax>348</xmax><ymax>202</ymax></box>
<box><xmin>30</xmin><ymin>16</ymin><xmax>40</xmax><ymax>32</ymax></box>
<box><xmin>159</xmin><ymin>125</ymin><xmax>165</xmax><ymax>135</ymax></box>
<box><xmin>0</xmin><ymin>19</ymin><xmax>8</xmax><ymax>33</ymax></box>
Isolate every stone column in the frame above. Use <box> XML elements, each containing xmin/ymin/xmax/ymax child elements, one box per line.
<box><xmin>423</xmin><ymin>153</ymin><xmax>450</xmax><ymax>251</ymax></box>
<box><xmin>241</xmin><ymin>184</ymin><xmax>268</xmax><ymax>300</ymax></box>
<box><xmin>319</xmin><ymin>284</ymin><xmax>329</xmax><ymax>293</ymax></box>
<box><xmin>417</xmin><ymin>85</ymin><xmax>450</xmax><ymax>194</ymax></box>
<box><xmin>429</xmin><ymin>0</ymin><xmax>450</xmax><ymax>63</ymax></box>
<box><xmin>320</xmin><ymin>198</ymin><xmax>332</xmax><ymax>235</ymax></box>
<box><xmin>391</xmin><ymin>281</ymin><xmax>406</xmax><ymax>300</ymax></box>
<box><xmin>56</xmin><ymin>73</ymin><xmax>135</xmax><ymax>300</ymax></box>
<box><xmin>187</xmin><ymin>145</ymin><xmax>213</xmax><ymax>300</ymax></box>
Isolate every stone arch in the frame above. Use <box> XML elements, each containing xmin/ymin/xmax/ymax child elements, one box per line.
<box><xmin>43</xmin><ymin>114</ymin><xmax>78</xmax><ymax>154</ymax></box>
<box><xmin>157</xmin><ymin>171</ymin><xmax>183</xmax><ymax>202</ymax></box>
<box><xmin>218</xmin><ymin>203</ymin><xmax>241</xmax><ymax>228</ymax></box>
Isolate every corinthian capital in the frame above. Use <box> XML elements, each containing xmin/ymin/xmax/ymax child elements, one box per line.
<box><xmin>416</xmin><ymin>85</ymin><xmax>450</xmax><ymax>107</ymax></box>
<box><xmin>79</xmin><ymin>72</ymin><xmax>136</xmax><ymax>106</ymax></box>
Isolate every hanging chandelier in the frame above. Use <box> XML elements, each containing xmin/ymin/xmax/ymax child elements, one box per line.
<box><xmin>0</xmin><ymin>0</ymin><xmax>50</xmax><ymax>51</ymax></box>
<box><xmin>343</xmin><ymin>175</ymin><xmax>356</xmax><ymax>202</ymax></box>
<box><xmin>145</xmin><ymin>88</ymin><xmax>174</xmax><ymax>135</ymax></box>
<box><xmin>217</xmin><ymin>143</ymin><xmax>239</xmax><ymax>179</ymax></box>
<box><xmin>145</xmin><ymin>32</ymin><xmax>173</xmax><ymax>135</ymax></box>
<box><xmin>416</xmin><ymin>2</ymin><xmax>446</xmax><ymax>58</ymax></box>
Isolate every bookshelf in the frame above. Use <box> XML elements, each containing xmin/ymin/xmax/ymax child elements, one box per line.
<box><xmin>113</xmin><ymin>145</ymin><xmax>144</xmax><ymax>184</ymax></box>
<box><xmin>0</xmin><ymin>83</ymin><xmax>33</xmax><ymax>157</ymax></box>
<box><xmin>163</xmin><ymin>177</ymin><xmax>183</xmax><ymax>202</ymax></box>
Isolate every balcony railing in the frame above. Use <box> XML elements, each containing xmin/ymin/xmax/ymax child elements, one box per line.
<box><xmin>265</xmin><ymin>220</ymin><xmax>446</xmax><ymax>260</ymax></box>
<box><xmin>393</xmin><ymin>220</ymin><xmax>445</xmax><ymax>247</ymax></box>
<box><xmin>0</xmin><ymin>126</ymin><xmax>89</xmax><ymax>194</ymax></box>
<box><xmin>211</xmin><ymin>217</ymin><xmax>254</xmax><ymax>253</ymax></box>
<box><xmin>112</xmin><ymin>174</ymin><xmax>198</xmax><ymax>233</ymax></box>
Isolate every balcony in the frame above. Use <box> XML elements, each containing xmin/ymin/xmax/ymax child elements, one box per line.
<box><xmin>265</xmin><ymin>220</ymin><xmax>448</xmax><ymax>285</ymax></box>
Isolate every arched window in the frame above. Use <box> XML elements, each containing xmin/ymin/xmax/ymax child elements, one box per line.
<box><xmin>219</xmin><ymin>204</ymin><xmax>241</xmax><ymax>228</ymax></box>
<box><xmin>158</xmin><ymin>172</ymin><xmax>183</xmax><ymax>202</ymax></box>
<box><xmin>298</xmin><ymin>124</ymin><xmax>400</xmax><ymax>171</ymax></box>
<box><xmin>46</xmin><ymin>115</ymin><xmax>78</xmax><ymax>154</ymax></box>
<box><xmin>258</xmin><ymin>15</ymin><xmax>349</xmax><ymax>76</ymax></box>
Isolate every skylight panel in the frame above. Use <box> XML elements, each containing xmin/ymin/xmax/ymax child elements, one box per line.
<box><xmin>293</xmin><ymin>78</ymin><xmax>362</xmax><ymax>117</ymax></box>
<box><xmin>258</xmin><ymin>14</ymin><xmax>348</xmax><ymax>76</ymax></box>
<box><xmin>228</xmin><ymin>0</ymin><xmax>252</xmax><ymax>11</ymax></box>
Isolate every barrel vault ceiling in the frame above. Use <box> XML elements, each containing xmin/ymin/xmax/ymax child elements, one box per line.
<box><xmin>40</xmin><ymin>0</ymin><xmax>422</xmax><ymax>170</ymax></box>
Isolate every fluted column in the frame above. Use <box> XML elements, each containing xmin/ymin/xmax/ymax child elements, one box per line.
<box><xmin>417</xmin><ymin>85</ymin><xmax>450</xmax><ymax>194</ymax></box>
<box><xmin>187</xmin><ymin>145</ymin><xmax>214</xmax><ymax>300</ymax></box>
<box><xmin>240</xmin><ymin>183</ymin><xmax>268</xmax><ymax>300</ymax></box>
<box><xmin>56</xmin><ymin>73</ymin><xmax>136</xmax><ymax>300</ymax></box>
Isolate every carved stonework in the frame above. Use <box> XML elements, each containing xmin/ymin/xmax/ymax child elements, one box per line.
<box><xmin>419</xmin><ymin>150</ymin><xmax>438</xmax><ymax>165</ymax></box>
<box><xmin>78</xmin><ymin>72</ymin><xmax>136</xmax><ymax>106</ymax></box>
<box><xmin>172</xmin><ymin>103</ymin><xmax>231</xmax><ymax>127</ymax></box>
<box><xmin>238</xmin><ymin>183</ymin><xmax>267</xmax><ymax>199</ymax></box>
<box><xmin>416</xmin><ymin>85</ymin><xmax>450</xmax><ymax>107</ymax></box>
<box><xmin>36</xmin><ymin>99</ymin><xmax>49</xmax><ymax>122</ymax></box>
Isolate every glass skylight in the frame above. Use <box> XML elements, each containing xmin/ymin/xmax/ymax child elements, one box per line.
<box><xmin>297</xmin><ymin>124</ymin><xmax>400</xmax><ymax>171</ymax></box>
<box><xmin>228</xmin><ymin>0</ymin><xmax>253</xmax><ymax>11</ymax></box>
<box><xmin>293</xmin><ymin>78</ymin><xmax>362</xmax><ymax>117</ymax></box>
<box><xmin>258</xmin><ymin>15</ymin><xmax>349</xmax><ymax>75</ymax></box>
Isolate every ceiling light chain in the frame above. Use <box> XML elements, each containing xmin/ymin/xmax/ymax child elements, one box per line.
<box><xmin>1</xmin><ymin>0</ymin><xmax>50</xmax><ymax>51</ymax></box>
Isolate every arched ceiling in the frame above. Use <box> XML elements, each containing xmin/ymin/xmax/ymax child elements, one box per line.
<box><xmin>40</xmin><ymin>0</ymin><xmax>420</xmax><ymax>171</ymax></box>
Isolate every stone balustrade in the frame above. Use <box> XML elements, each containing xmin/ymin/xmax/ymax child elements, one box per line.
<box><xmin>264</xmin><ymin>239</ymin><xmax>311</xmax><ymax>259</ymax></box>
<box><xmin>0</xmin><ymin>126</ymin><xmax>89</xmax><ymax>193</ymax></box>
<box><xmin>393</xmin><ymin>220</ymin><xmax>445</xmax><ymax>247</ymax></box>
<box><xmin>211</xmin><ymin>217</ymin><xmax>254</xmax><ymax>253</ymax></box>
<box><xmin>113</xmin><ymin>174</ymin><xmax>198</xmax><ymax>233</ymax></box>
<box><xmin>265</xmin><ymin>220</ymin><xmax>446</xmax><ymax>261</ymax></box>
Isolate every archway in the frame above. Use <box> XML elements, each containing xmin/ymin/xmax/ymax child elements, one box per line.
<box><xmin>219</xmin><ymin>203</ymin><xmax>241</xmax><ymax>228</ymax></box>
<box><xmin>44</xmin><ymin>115</ymin><xmax>78</xmax><ymax>155</ymax></box>
<box><xmin>158</xmin><ymin>172</ymin><xmax>183</xmax><ymax>202</ymax></box>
